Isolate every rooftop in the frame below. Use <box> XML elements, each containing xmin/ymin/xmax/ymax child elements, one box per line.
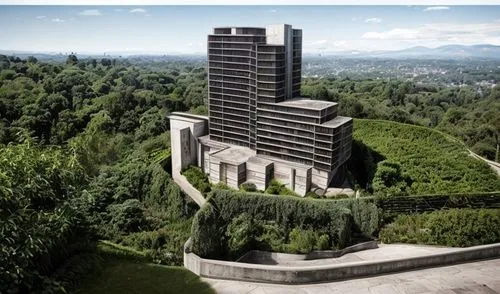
<box><xmin>211</xmin><ymin>145</ymin><xmax>256</xmax><ymax>165</ymax></box>
<box><xmin>276</xmin><ymin>98</ymin><xmax>337</xmax><ymax>111</ymax></box>
<box><xmin>321</xmin><ymin>116</ymin><xmax>353</xmax><ymax>128</ymax></box>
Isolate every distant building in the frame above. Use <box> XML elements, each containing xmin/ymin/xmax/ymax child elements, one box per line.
<box><xmin>170</xmin><ymin>24</ymin><xmax>352</xmax><ymax>196</ymax></box>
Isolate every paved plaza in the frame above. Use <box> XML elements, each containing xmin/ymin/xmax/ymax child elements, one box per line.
<box><xmin>205</xmin><ymin>258</ymin><xmax>500</xmax><ymax>294</ymax></box>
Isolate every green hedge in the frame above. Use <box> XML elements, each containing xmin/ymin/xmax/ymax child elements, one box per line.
<box><xmin>380</xmin><ymin>208</ymin><xmax>500</xmax><ymax>247</ymax></box>
<box><xmin>190</xmin><ymin>190</ymin><xmax>381</xmax><ymax>259</ymax></box>
<box><xmin>376</xmin><ymin>191</ymin><xmax>500</xmax><ymax>224</ymax></box>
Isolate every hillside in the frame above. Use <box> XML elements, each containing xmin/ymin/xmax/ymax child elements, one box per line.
<box><xmin>351</xmin><ymin>119</ymin><xmax>500</xmax><ymax>195</ymax></box>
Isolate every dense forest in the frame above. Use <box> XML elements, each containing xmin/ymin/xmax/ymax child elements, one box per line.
<box><xmin>0</xmin><ymin>54</ymin><xmax>207</xmax><ymax>292</ymax></box>
<box><xmin>302</xmin><ymin>77</ymin><xmax>500</xmax><ymax>161</ymax></box>
<box><xmin>0</xmin><ymin>54</ymin><xmax>499</xmax><ymax>292</ymax></box>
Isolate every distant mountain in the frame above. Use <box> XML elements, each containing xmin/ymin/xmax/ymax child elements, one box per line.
<box><xmin>309</xmin><ymin>44</ymin><xmax>500</xmax><ymax>59</ymax></box>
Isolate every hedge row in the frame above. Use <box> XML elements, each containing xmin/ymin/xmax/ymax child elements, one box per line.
<box><xmin>189</xmin><ymin>190</ymin><xmax>381</xmax><ymax>259</ymax></box>
<box><xmin>380</xmin><ymin>208</ymin><xmax>500</xmax><ymax>247</ymax></box>
<box><xmin>376</xmin><ymin>191</ymin><xmax>500</xmax><ymax>223</ymax></box>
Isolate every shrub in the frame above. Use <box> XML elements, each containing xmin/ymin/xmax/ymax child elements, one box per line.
<box><xmin>182</xmin><ymin>165</ymin><xmax>211</xmax><ymax>194</ymax></box>
<box><xmin>380</xmin><ymin>208</ymin><xmax>500</xmax><ymax>247</ymax></box>
<box><xmin>372</xmin><ymin>160</ymin><xmax>412</xmax><ymax>196</ymax></box>
<box><xmin>190</xmin><ymin>203</ymin><xmax>223</xmax><ymax>258</ymax></box>
<box><xmin>255</xmin><ymin>223</ymin><xmax>285</xmax><ymax>252</ymax></box>
<box><xmin>317</xmin><ymin>234</ymin><xmax>330</xmax><ymax>250</ymax></box>
<box><xmin>108</xmin><ymin>199</ymin><xmax>149</xmax><ymax>234</ymax></box>
<box><xmin>240</xmin><ymin>182</ymin><xmax>257</xmax><ymax>192</ymax></box>
<box><xmin>287</xmin><ymin>228</ymin><xmax>317</xmax><ymax>254</ymax></box>
<box><xmin>226</xmin><ymin>213</ymin><xmax>255</xmax><ymax>258</ymax></box>
<box><xmin>191</xmin><ymin>190</ymin><xmax>354</xmax><ymax>258</ymax></box>
<box><xmin>265</xmin><ymin>179</ymin><xmax>299</xmax><ymax>196</ymax></box>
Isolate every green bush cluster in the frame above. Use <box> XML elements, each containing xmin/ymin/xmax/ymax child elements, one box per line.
<box><xmin>182</xmin><ymin>165</ymin><xmax>211</xmax><ymax>194</ymax></box>
<box><xmin>380</xmin><ymin>208</ymin><xmax>500</xmax><ymax>247</ymax></box>
<box><xmin>376</xmin><ymin>192</ymin><xmax>500</xmax><ymax>225</ymax></box>
<box><xmin>239</xmin><ymin>182</ymin><xmax>257</xmax><ymax>192</ymax></box>
<box><xmin>189</xmin><ymin>190</ymin><xmax>380</xmax><ymax>259</ymax></box>
<box><xmin>0</xmin><ymin>141</ymin><xmax>91</xmax><ymax>293</ymax></box>
<box><xmin>265</xmin><ymin>179</ymin><xmax>299</xmax><ymax>196</ymax></box>
<box><xmin>223</xmin><ymin>215</ymin><xmax>334</xmax><ymax>257</ymax></box>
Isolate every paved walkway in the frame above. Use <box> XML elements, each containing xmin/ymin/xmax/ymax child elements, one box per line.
<box><xmin>241</xmin><ymin>244</ymin><xmax>464</xmax><ymax>266</ymax></box>
<box><xmin>205</xmin><ymin>258</ymin><xmax>500</xmax><ymax>294</ymax></box>
<box><xmin>173</xmin><ymin>172</ymin><xmax>206</xmax><ymax>206</ymax></box>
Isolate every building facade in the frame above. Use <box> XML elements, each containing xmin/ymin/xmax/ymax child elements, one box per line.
<box><xmin>170</xmin><ymin>24</ymin><xmax>352</xmax><ymax>196</ymax></box>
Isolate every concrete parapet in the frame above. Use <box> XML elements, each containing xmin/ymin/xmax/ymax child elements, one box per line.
<box><xmin>183</xmin><ymin>242</ymin><xmax>500</xmax><ymax>284</ymax></box>
<box><xmin>237</xmin><ymin>241</ymin><xmax>378</xmax><ymax>264</ymax></box>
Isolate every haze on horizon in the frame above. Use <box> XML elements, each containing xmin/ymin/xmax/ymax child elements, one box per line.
<box><xmin>1</xmin><ymin>5</ymin><xmax>500</xmax><ymax>55</ymax></box>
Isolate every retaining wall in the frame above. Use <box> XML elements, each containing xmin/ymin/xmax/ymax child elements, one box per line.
<box><xmin>237</xmin><ymin>241</ymin><xmax>378</xmax><ymax>264</ymax></box>
<box><xmin>184</xmin><ymin>240</ymin><xmax>500</xmax><ymax>284</ymax></box>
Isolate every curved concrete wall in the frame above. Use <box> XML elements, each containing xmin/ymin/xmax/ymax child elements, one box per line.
<box><xmin>236</xmin><ymin>241</ymin><xmax>378</xmax><ymax>264</ymax></box>
<box><xmin>184</xmin><ymin>241</ymin><xmax>500</xmax><ymax>284</ymax></box>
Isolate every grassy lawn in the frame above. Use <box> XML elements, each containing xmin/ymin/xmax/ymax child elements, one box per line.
<box><xmin>74</xmin><ymin>242</ymin><xmax>215</xmax><ymax>294</ymax></box>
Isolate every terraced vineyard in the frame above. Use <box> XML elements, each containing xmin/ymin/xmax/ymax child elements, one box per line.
<box><xmin>351</xmin><ymin>119</ymin><xmax>500</xmax><ymax>195</ymax></box>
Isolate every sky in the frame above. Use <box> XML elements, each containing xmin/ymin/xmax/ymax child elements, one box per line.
<box><xmin>1</xmin><ymin>5</ymin><xmax>500</xmax><ymax>54</ymax></box>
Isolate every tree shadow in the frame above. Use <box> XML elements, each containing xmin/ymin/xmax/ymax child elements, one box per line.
<box><xmin>346</xmin><ymin>139</ymin><xmax>385</xmax><ymax>192</ymax></box>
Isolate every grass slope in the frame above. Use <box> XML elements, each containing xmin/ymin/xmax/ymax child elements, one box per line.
<box><xmin>75</xmin><ymin>242</ymin><xmax>215</xmax><ymax>294</ymax></box>
<box><xmin>353</xmin><ymin>119</ymin><xmax>500</xmax><ymax>194</ymax></box>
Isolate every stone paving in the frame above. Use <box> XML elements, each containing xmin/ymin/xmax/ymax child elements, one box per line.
<box><xmin>205</xmin><ymin>258</ymin><xmax>500</xmax><ymax>294</ymax></box>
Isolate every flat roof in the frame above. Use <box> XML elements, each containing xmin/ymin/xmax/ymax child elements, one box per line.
<box><xmin>168</xmin><ymin>115</ymin><xmax>206</xmax><ymax>124</ymax></box>
<box><xmin>211</xmin><ymin>145</ymin><xmax>256</xmax><ymax>165</ymax></box>
<box><xmin>170</xmin><ymin>112</ymin><xmax>208</xmax><ymax>121</ymax></box>
<box><xmin>276</xmin><ymin>98</ymin><xmax>337</xmax><ymax>111</ymax></box>
<box><xmin>198</xmin><ymin>135</ymin><xmax>230</xmax><ymax>150</ymax></box>
<box><xmin>247</xmin><ymin>155</ymin><xmax>274</xmax><ymax>166</ymax></box>
<box><xmin>321</xmin><ymin>116</ymin><xmax>353</xmax><ymax>128</ymax></box>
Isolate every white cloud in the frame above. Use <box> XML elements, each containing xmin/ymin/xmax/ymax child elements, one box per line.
<box><xmin>311</xmin><ymin>40</ymin><xmax>327</xmax><ymax>45</ymax></box>
<box><xmin>36</xmin><ymin>15</ymin><xmax>46</xmax><ymax>19</ymax></box>
<box><xmin>52</xmin><ymin>18</ymin><xmax>65</xmax><ymax>23</ymax></box>
<box><xmin>269</xmin><ymin>9</ymin><xmax>277</xmax><ymax>13</ymax></box>
<box><xmin>333</xmin><ymin>41</ymin><xmax>348</xmax><ymax>47</ymax></box>
<box><xmin>115</xmin><ymin>8</ymin><xmax>124</xmax><ymax>12</ymax></box>
<box><xmin>365</xmin><ymin>17</ymin><xmax>382</xmax><ymax>23</ymax></box>
<box><xmin>362</xmin><ymin>22</ymin><xmax>500</xmax><ymax>45</ymax></box>
<box><xmin>129</xmin><ymin>8</ymin><xmax>147</xmax><ymax>13</ymax></box>
<box><xmin>79</xmin><ymin>9</ymin><xmax>101</xmax><ymax>16</ymax></box>
<box><xmin>423</xmin><ymin>6</ymin><xmax>450</xmax><ymax>11</ymax></box>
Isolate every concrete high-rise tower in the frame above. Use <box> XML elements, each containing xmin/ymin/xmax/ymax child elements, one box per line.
<box><xmin>170</xmin><ymin>24</ymin><xmax>352</xmax><ymax>196</ymax></box>
<box><xmin>207</xmin><ymin>24</ymin><xmax>302</xmax><ymax>149</ymax></box>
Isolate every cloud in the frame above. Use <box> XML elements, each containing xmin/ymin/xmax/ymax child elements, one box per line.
<box><xmin>79</xmin><ymin>9</ymin><xmax>101</xmax><ymax>16</ymax></box>
<box><xmin>365</xmin><ymin>17</ymin><xmax>382</xmax><ymax>23</ymax></box>
<box><xmin>269</xmin><ymin>9</ymin><xmax>277</xmax><ymax>13</ymax></box>
<box><xmin>311</xmin><ymin>40</ymin><xmax>327</xmax><ymax>45</ymax></box>
<box><xmin>423</xmin><ymin>6</ymin><xmax>450</xmax><ymax>11</ymax></box>
<box><xmin>36</xmin><ymin>15</ymin><xmax>46</xmax><ymax>19</ymax></box>
<box><xmin>333</xmin><ymin>41</ymin><xmax>348</xmax><ymax>47</ymax></box>
<box><xmin>361</xmin><ymin>22</ymin><xmax>500</xmax><ymax>45</ymax></box>
<box><xmin>52</xmin><ymin>18</ymin><xmax>65</xmax><ymax>23</ymax></box>
<box><xmin>129</xmin><ymin>8</ymin><xmax>147</xmax><ymax>13</ymax></box>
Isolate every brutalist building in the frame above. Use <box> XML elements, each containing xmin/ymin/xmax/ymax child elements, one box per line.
<box><xmin>170</xmin><ymin>24</ymin><xmax>352</xmax><ymax>196</ymax></box>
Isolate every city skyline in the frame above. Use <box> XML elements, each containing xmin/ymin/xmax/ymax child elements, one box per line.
<box><xmin>1</xmin><ymin>5</ymin><xmax>500</xmax><ymax>54</ymax></box>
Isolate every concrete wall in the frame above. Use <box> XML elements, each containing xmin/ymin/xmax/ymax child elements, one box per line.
<box><xmin>246</xmin><ymin>160</ymin><xmax>273</xmax><ymax>191</ymax></box>
<box><xmin>311</xmin><ymin>167</ymin><xmax>334</xmax><ymax>190</ymax></box>
<box><xmin>169</xmin><ymin>114</ymin><xmax>208</xmax><ymax>174</ymax></box>
<box><xmin>184</xmin><ymin>241</ymin><xmax>500</xmax><ymax>284</ymax></box>
<box><xmin>237</xmin><ymin>241</ymin><xmax>378</xmax><ymax>264</ymax></box>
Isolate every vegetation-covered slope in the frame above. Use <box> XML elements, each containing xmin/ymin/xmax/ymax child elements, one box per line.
<box><xmin>351</xmin><ymin>119</ymin><xmax>500</xmax><ymax>195</ymax></box>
